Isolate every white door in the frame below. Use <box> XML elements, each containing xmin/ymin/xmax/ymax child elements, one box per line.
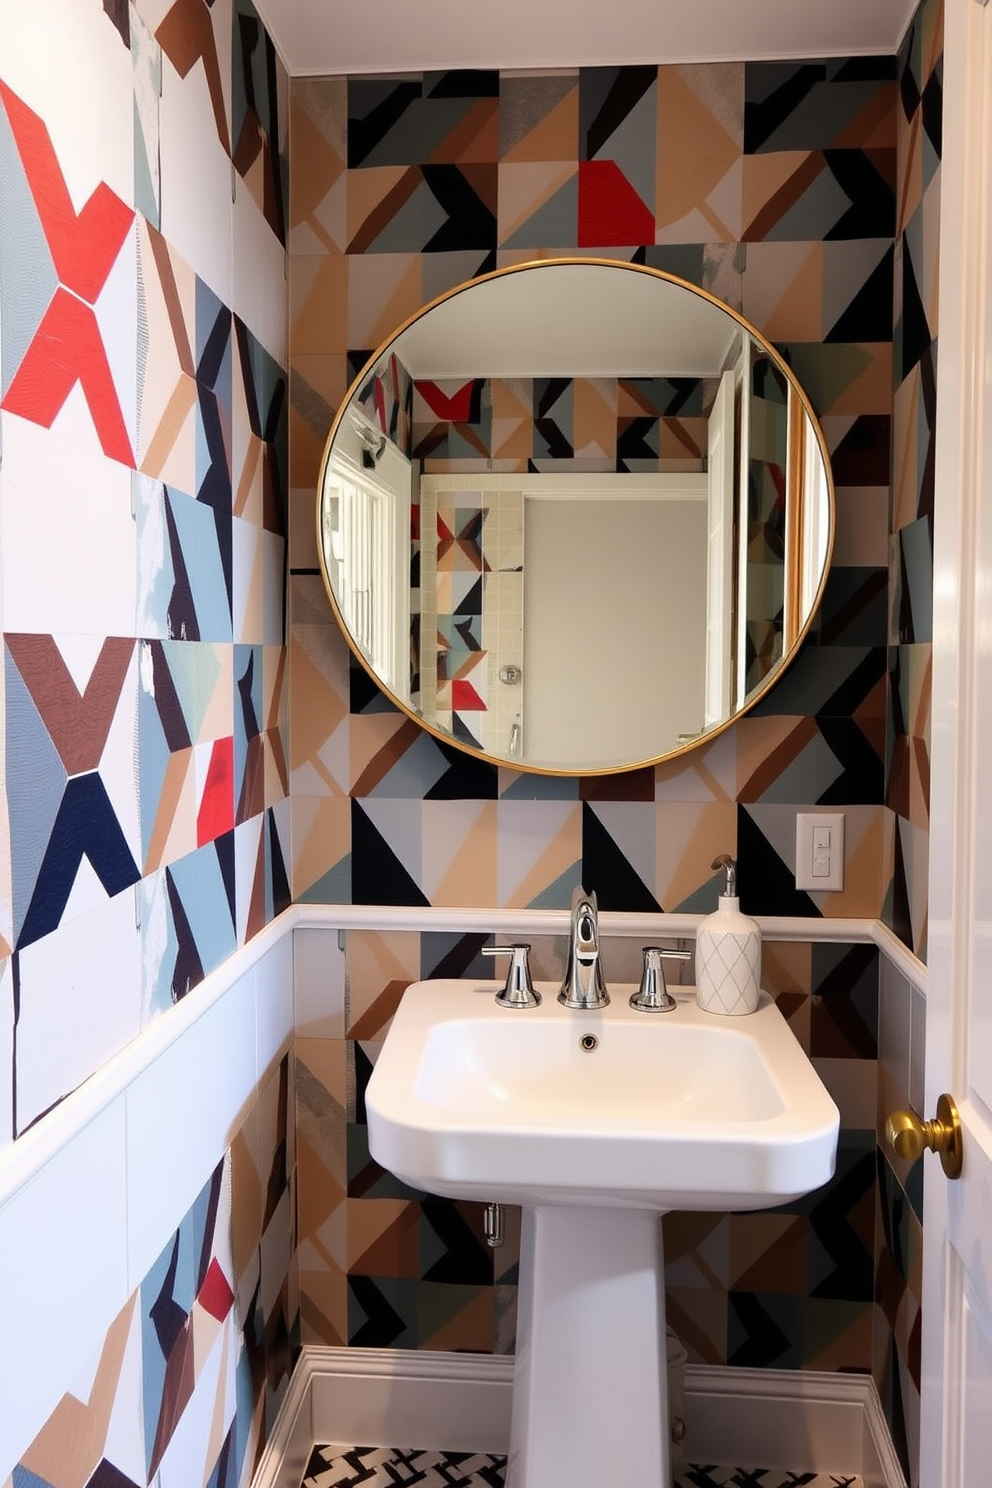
<box><xmin>705</xmin><ymin>369</ymin><xmax>735</xmax><ymax>725</ymax></box>
<box><xmin>921</xmin><ymin>2</ymin><xmax>992</xmax><ymax>1483</ymax></box>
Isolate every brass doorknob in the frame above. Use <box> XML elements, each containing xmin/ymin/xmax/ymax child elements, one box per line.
<box><xmin>885</xmin><ymin>1092</ymin><xmax>963</xmax><ymax>1179</ymax></box>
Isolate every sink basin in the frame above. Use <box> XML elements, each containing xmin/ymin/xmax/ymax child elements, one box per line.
<box><xmin>367</xmin><ymin>979</ymin><xmax>839</xmax><ymax>1211</ymax></box>
<box><xmin>366</xmin><ymin>976</ymin><xmax>839</xmax><ymax>1488</ymax></box>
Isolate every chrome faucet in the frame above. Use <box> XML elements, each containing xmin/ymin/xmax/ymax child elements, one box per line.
<box><xmin>558</xmin><ymin>885</ymin><xmax>610</xmax><ymax>1009</ymax></box>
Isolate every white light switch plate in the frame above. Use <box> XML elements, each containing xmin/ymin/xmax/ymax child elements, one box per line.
<box><xmin>795</xmin><ymin>812</ymin><xmax>845</xmax><ymax>891</ymax></box>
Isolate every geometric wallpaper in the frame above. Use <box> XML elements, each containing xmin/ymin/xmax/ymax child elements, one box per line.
<box><xmin>0</xmin><ymin>0</ymin><xmax>939</xmax><ymax>1485</ymax></box>
<box><xmin>4</xmin><ymin>1053</ymin><xmax>295</xmax><ymax>1488</ymax></box>
<box><xmin>288</xmin><ymin>11</ymin><xmax>939</xmax><ymax>1488</ymax></box>
<box><xmin>0</xmin><ymin>0</ymin><xmax>292</xmax><ymax>1482</ymax></box>
<box><xmin>288</xmin><ymin>52</ymin><xmax>908</xmax><ymax>936</ymax></box>
<box><xmin>1</xmin><ymin>0</ymin><xmax>289</xmax><ymax>1140</ymax></box>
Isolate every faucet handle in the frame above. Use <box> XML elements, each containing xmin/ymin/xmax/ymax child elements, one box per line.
<box><xmin>629</xmin><ymin>946</ymin><xmax>690</xmax><ymax>1013</ymax></box>
<box><xmin>482</xmin><ymin>943</ymin><xmax>542</xmax><ymax>1008</ymax></box>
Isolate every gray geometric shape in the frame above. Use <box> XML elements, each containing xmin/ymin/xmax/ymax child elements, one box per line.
<box><xmin>365</xmin><ymin>177</ymin><xmax>446</xmax><ymax>254</ymax></box>
<box><xmin>502</xmin><ymin>175</ymin><xmax>577</xmax><ymax>251</ymax></box>
<box><xmin>900</xmin><ymin>516</ymin><xmax>933</xmax><ymax>644</ymax></box>
<box><xmin>0</xmin><ymin>101</ymin><xmax>57</xmax><ymax>396</ymax></box>
<box><xmin>5</xmin><ymin>648</ymin><xmax>67</xmax><ymax>944</ymax></box>
<box><xmin>366</xmin><ymin>729</ymin><xmax>450</xmax><ymax>799</ymax></box>
<box><xmin>591</xmin><ymin>80</ymin><xmax>656</xmax><ymax>213</ymax></box>
<box><xmin>362</xmin><ymin>98</ymin><xmax>483</xmax><ymax>168</ymax></box>
<box><xmin>500</xmin><ymin>74</ymin><xmax>577</xmax><ymax>159</ymax></box>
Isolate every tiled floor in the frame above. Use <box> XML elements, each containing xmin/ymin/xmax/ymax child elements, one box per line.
<box><xmin>301</xmin><ymin>1444</ymin><xmax>864</xmax><ymax>1487</ymax></box>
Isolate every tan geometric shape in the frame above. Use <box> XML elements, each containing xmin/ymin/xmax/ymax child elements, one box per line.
<box><xmin>291</xmin><ymin>255</ymin><xmax>349</xmax><ymax>358</ymax></box>
<box><xmin>347</xmin><ymin>166</ymin><xmax>420</xmax><ymax>254</ymax></box>
<box><xmin>573</xmin><ymin>378</ymin><xmax>616</xmax><ymax>460</ymax></box>
<box><xmin>742</xmin><ymin>150</ymin><xmax>822</xmax><ymax>241</ymax></box>
<box><xmin>349</xmin><ymin>1198</ymin><xmax>421</xmax><ymax>1276</ymax></box>
<box><xmin>156</xmin><ymin>0</ymin><xmax>231</xmax><ymax>153</ymax></box>
<box><xmin>300</xmin><ymin>1270</ymin><xmax>349</xmax><ymax>1347</ymax></box>
<box><xmin>347</xmin><ymin>253</ymin><xmax>424</xmax><ymax>354</ymax></box>
<box><xmin>658</xmin><ymin>723</ymin><xmax>743</xmax><ymax>802</ymax></box>
<box><xmin>230</xmin><ymin>1118</ymin><xmax>263</xmax><ymax>1286</ymax></box>
<box><xmin>423</xmin><ymin>800</ymin><xmax>498</xmax><ymax>906</ymax></box>
<box><xmin>502</xmin><ymin>85</ymin><xmax>578</xmax><ymax>164</ymax></box>
<box><xmin>741</xmin><ymin>241</ymin><xmax>823</xmax><ymax>343</ymax></box>
<box><xmin>351</xmin><ymin>717</ymin><xmax>424</xmax><ymax>797</ymax></box>
<box><xmin>290</xmin><ymin>794</ymin><xmax>351</xmax><ymax>901</ymax></box>
<box><xmin>490</xmin><ymin>417</ymin><xmax>532</xmax><ymax>461</ymax></box>
<box><xmin>812</xmin><ymin>805</ymin><xmax>886</xmax><ymax>920</ymax></box>
<box><xmin>19</xmin><ymin>1295</ymin><xmax>137</xmax><ymax>1488</ymax></box>
<box><xmin>892</xmin><ymin>363</ymin><xmax>921</xmax><ymax>533</ymax></box>
<box><xmin>290</xmin><ymin>351</ymin><xmax>350</xmax><ymax>490</ymax></box>
<box><xmin>290</xmin><ymin>83</ymin><xmax>347</xmax><ymax>244</ymax></box>
<box><xmin>346</xmin><ymin>928</ymin><xmax>421</xmax><ymax>1039</ymax></box>
<box><xmin>144</xmin><ymin>745</ymin><xmax>197</xmax><ymax>873</ymax></box>
<box><xmin>497</xmin><ymin>161</ymin><xmax>576</xmax><ymax>244</ymax></box>
<box><xmin>289</xmin><ymin>629</ymin><xmax>350</xmax><ymax>793</ymax></box>
<box><xmin>736</xmin><ymin>715</ymin><xmax>819</xmax><ymax>802</ymax></box>
<box><xmin>658</xmin><ymin>64</ymin><xmax>743</xmax><ymax>240</ymax></box>
<box><xmin>654</xmin><ymin>801</ymin><xmax>739</xmax><ymax>909</ymax></box>
<box><xmin>496</xmin><ymin>800</ymin><xmax>581</xmax><ymax>908</ymax></box>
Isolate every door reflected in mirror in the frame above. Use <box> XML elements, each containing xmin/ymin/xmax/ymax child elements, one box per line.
<box><xmin>317</xmin><ymin>259</ymin><xmax>834</xmax><ymax>776</ymax></box>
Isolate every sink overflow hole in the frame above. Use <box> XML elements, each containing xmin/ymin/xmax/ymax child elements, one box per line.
<box><xmin>580</xmin><ymin>1034</ymin><xmax>598</xmax><ymax>1052</ymax></box>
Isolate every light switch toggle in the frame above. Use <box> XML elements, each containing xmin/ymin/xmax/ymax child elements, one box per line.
<box><xmin>796</xmin><ymin>812</ymin><xmax>845</xmax><ymax>891</ymax></box>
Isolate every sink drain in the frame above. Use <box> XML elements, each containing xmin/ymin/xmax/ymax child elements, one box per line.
<box><xmin>579</xmin><ymin>1034</ymin><xmax>598</xmax><ymax>1052</ymax></box>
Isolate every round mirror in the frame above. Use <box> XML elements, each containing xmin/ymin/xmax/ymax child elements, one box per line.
<box><xmin>316</xmin><ymin>259</ymin><xmax>834</xmax><ymax>775</ymax></box>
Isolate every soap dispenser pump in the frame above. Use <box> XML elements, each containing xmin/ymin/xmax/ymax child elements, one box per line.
<box><xmin>695</xmin><ymin>853</ymin><xmax>761</xmax><ymax>1015</ymax></box>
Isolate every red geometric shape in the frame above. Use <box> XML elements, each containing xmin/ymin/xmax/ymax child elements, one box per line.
<box><xmin>0</xmin><ymin>82</ymin><xmax>134</xmax><ymax>301</ymax></box>
<box><xmin>451</xmin><ymin>678</ymin><xmax>487</xmax><ymax>711</ymax></box>
<box><xmin>0</xmin><ymin>83</ymin><xmax>135</xmax><ymax>464</ymax></box>
<box><xmin>196</xmin><ymin>736</ymin><xmax>235</xmax><ymax>846</ymax></box>
<box><xmin>197</xmin><ymin>1257</ymin><xmax>234</xmax><ymax>1322</ymax></box>
<box><xmin>416</xmin><ymin>380</ymin><xmax>478</xmax><ymax>421</ymax></box>
<box><xmin>2</xmin><ymin>288</ymin><xmax>135</xmax><ymax>465</ymax></box>
<box><xmin>577</xmin><ymin>160</ymin><xmax>654</xmax><ymax>248</ymax></box>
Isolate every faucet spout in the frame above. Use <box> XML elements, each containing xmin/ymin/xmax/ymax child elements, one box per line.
<box><xmin>558</xmin><ymin>885</ymin><xmax>610</xmax><ymax>1009</ymax></box>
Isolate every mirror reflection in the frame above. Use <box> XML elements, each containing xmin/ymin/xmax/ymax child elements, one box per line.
<box><xmin>317</xmin><ymin>260</ymin><xmax>833</xmax><ymax>774</ymax></box>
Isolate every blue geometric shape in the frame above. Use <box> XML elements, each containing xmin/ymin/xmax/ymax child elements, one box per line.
<box><xmin>167</xmin><ymin>838</ymin><xmax>237</xmax><ymax>982</ymax></box>
<box><xmin>17</xmin><ymin>773</ymin><xmax>141</xmax><ymax>949</ymax></box>
<box><xmin>167</xmin><ymin>487</ymin><xmax>232</xmax><ymax>641</ymax></box>
<box><xmin>234</xmin><ymin>645</ymin><xmax>262</xmax><ymax>808</ymax></box>
<box><xmin>5</xmin><ymin>647</ymin><xmax>66</xmax><ymax>945</ymax></box>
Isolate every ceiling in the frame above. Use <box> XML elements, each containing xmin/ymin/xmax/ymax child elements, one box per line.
<box><xmin>254</xmin><ymin>0</ymin><xmax>919</xmax><ymax>79</ymax></box>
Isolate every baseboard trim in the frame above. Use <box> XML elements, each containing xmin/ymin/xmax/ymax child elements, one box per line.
<box><xmin>252</xmin><ymin>1348</ymin><xmax>908</xmax><ymax>1488</ymax></box>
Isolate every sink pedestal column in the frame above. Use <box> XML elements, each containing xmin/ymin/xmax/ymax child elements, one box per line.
<box><xmin>508</xmin><ymin>1204</ymin><xmax>670</xmax><ymax>1488</ymax></box>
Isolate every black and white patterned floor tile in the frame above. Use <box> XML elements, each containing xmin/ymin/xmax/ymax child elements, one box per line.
<box><xmin>300</xmin><ymin>1445</ymin><xmax>863</xmax><ymax>1488</ymax></box>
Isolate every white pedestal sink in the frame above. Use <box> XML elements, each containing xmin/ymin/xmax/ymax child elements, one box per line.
<box><xmin>366</xmin><ymin>980</ymin><xmax>839</xmax><ymax>1488</ymax></box>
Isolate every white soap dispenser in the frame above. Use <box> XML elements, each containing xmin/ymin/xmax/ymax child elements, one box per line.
<box><xmin>695</xmin><ymin>853</ymin><xmax>761</xmax><ymax>1015</ymax></box>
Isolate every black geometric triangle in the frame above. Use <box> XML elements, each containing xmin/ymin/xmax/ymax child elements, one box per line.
<box><xmin>424</xmin><ymin>740</ymin><xmax>498</xmax><ymax>799</ymax></box>
<box><xmin>581</xmin><ymin>802</ymin><xmax>660</xmax><ymax>912</ymax></box>
<box><xmin>350</xmin><ymin>800</ymin><xmax>429</xmax><ymax>906</ymax></box>
<box><xmin>825</xmin><ymin>246</ymin><xmax>894</xmax><ymax>343</ymax></box>
<box><xmin>348</xmin><ymin>1275</ymin><xmax>407</xmax><ymax>1347</ymax></box>
<box><xmin>583</xmin><ymin>65</ymin><xmax>657</xmax><ymax>161</ymax></box>
<box><xmin>744</xmin><ymin>63</ymin><xmax>826</xmax><ymax>154</ymax></box>
<box><xmin>737</xmin><ymin>806</ymin><xmax>818</xmax><ymax>918</ymax></box>
<box><xmin>899</xmin><ymin>235</ymin><xmax>932</xmax><ymax>382</ymax></box>
<box><xmin>422</xmin><ymin>1198</ymin><xmax>492</xmax><ymax>1284</ymax></box>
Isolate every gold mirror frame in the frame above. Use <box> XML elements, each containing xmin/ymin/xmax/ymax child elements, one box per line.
<box><xmin>315</xmin><ymin>258</ymin><xmax>836</xmax><ymax>777</ymax></box>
